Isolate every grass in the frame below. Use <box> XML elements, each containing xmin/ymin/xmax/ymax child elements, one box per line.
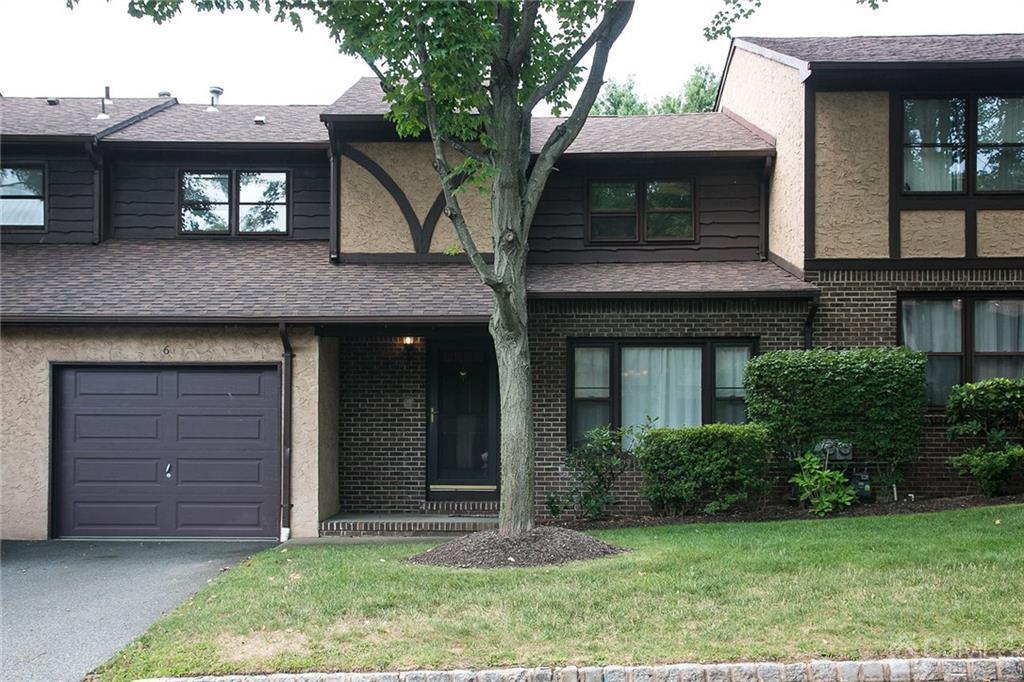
<box><xmin>96</xmin><ymin>505</ymin><xmax>1024</xmax><ymax>680</ymax></box>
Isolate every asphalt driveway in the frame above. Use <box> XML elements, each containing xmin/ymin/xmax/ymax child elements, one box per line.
<box><xmin>1</xmin><ymin>539</ymin><xmax>273</xmax><ymax>682</ymax></box>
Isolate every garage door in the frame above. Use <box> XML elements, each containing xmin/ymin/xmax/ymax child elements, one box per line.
<box><xmin>54</xmin><ymin>365</ymin><xmax>280</xmax><ymax>538</ymax></box>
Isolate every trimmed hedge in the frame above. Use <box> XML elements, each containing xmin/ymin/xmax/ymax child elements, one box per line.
<box><xmin>633</xmin><ymin>423</ymin><xmax>772</xmax><ymax>515</ymax></box>
<box><xmin>946</xmin><ymin>377</ymin><xmax>1024</xmax><ymax>495</ymax></box>
<box><xmin>744</xmin><ymin>347</ymin><xmax>928</xmax><ymax>477</ymax></box>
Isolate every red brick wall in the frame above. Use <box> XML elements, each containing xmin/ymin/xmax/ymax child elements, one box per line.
<box><xmin>338</xmin><ymin>336</ymin><xmax>427</xmax><ymax>512</ymax></box>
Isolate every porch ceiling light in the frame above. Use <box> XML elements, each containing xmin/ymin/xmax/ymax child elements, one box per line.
<box><xmin>402</xmin><ymin>336</ymin><xmax>416</xmax><ymax>346</ymax></box>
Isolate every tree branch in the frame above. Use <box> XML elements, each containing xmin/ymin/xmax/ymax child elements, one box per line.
<box><xmin>522</xmin><ymin>0</ymin><xmax>633</xmax><ymax>227</ymax></box>
<box><xmin>507</xmin><ymin>0</ymin><xmax>539</xmax><ymax>70</ymax></box>
<box><xmin>414</xmin><ymin>29</ymin><xmax>500</xmax><ymax>290</ymax></box>
<box><xmin>438</xmin><ymin>134</ymin><xmax>491</xmax><ymax>165</ymax></box>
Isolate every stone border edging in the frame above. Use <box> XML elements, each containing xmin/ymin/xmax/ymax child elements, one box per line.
<box><xmin>139</xmin><ymin>657</ymin><xmax>1024</xmax><ymax>682</ymax></box>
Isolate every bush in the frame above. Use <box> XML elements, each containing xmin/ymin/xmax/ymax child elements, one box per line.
<box><xmin>744</xmin><ymin>347</ymin><xmax>928</xmax><ymax>482</ymax></box>
<box><xmin>789</xmin><ymin>452</ymin><xmax>856</xmax><ymax>516</ymax></box>
<box><xmin>946</xmin><ymin>377</ymin><xmax>1024</xmax><ymax>496</ymax></box>
<box><xmin>633</xmin><ymin>423</ymin><xmax>771</xmax><ymax>515</ymax></box>
<box><xmin>548</xmin><ymin>425</ymin><xmax>632</xmax><ymax>519</ymax></box>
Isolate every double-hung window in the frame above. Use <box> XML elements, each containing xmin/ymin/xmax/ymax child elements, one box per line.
<box><xmin>180</xmin><ymin>170</ymin><xmax>288</xmax><ymax>235</ymax></box>
<box><xmin>900</xmin><ymin>295</ymin><xmax>1024</xmax><ymax>405</ymax></box>
<box><xmin>569</xmin><ymin>340</ymin><xmax>754</xmax><ymax>445</ymax></box>
<box><xmin>587</xmin><ymin>179</ymin><xmax>695</xmax><ymax>242</ymax></box>
<box><xmin>902</xmin><ymin>95</ymin><xmax>1024</xmax><ymax>194</ymax></box>
<box><xmin>1</xmin><ymin>164</ymin><xmax>45</xmax><ymax>230</ymax></box>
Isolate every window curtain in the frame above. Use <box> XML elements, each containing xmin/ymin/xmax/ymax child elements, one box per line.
<box><xmin>621</xmin><ymin>347</ymin><xmax>702</xmax><ymax>430</ymax></box>
<box><xmin>901</xmin><ymin>299</ymin><xmax>962</xmax><ymax>352</ymax></box>
<box><xmin>975</xmin><ymin>300</ymin><xmax>1024</xmax><ymax>352</ymax></box>
<box><xmin>715</xmin><ymin>345</ymin><xmax>751</xmax><ymax>424</ymax></box>
<box><xmin>903</xmin><ymin>98</ymin><xmax>966</xmax><ymax>192</ymax></box>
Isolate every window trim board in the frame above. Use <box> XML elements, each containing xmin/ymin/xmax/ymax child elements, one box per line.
<box><xmin>0</xmin><ymin>160</ymin><xmax>48</xmax><ymax>232</ymax></box>
<box><xmin>176</xmin><ymin>166</ymin><xmax>292</xmax><ymax>238</ymax></box>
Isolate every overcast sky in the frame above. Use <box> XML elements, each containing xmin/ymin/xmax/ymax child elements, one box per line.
<box><xmin>1</xmin><ymin>0</ymin><xmax>1022</xmax><ymax>108</ymax></box>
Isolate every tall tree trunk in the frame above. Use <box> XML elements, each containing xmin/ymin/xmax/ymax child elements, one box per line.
<box><xmin>491</xmin><ymin>291</ymin><xmax>534</xmax><ymax>537</ymax></box>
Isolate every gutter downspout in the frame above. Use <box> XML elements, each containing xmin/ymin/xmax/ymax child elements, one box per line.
<box><xmin>327</xmin><ymin>122</ymin><xmax>341</xmax><ymax>263</ymax></box>
<box><xmin>803</xmin><ymin>301</ymin><xmax>819</xmax><ymax>349</ymax></box>
<box><xmin>278</xmin><ymin>322</ymin><xmax>294</xmax><ymax>541</ymax></box>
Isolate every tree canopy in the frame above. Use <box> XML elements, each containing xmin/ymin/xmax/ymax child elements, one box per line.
<box><xmin>591</xmin><ymin>64</ymin><xmax>718</xmax><ymax>116</ymax></box>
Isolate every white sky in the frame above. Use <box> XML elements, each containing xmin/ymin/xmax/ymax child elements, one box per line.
<box><xmin>1</xmin><ymin>0</ymin><xmax>1022</xmax><ymax>107</ymax></box>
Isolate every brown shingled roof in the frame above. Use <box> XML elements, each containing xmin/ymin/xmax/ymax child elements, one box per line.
<box><xmin>0</xmin><ymin>96</ymin><xmax>174</xmax><ymax>139</ymax></box>
<box><xmin>103</xmin><ymin>103</ymin><xmax>329</xmax><ymax>145</ymax></box>
<box><xmin>322</xmin><ymin>78</ymin><xmax>773</xmax><ymax>156</ymax></box>
<box><xmin>0</xmin><ymin>241</ymin><xmax>815</xmax><ymax>323</ymax></box>
<box><xmin>736</xmin><ymin>33</ymin><xmax>1024</xmax><ymax>66</ymax></box>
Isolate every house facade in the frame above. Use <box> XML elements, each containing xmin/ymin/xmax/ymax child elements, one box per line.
<box><xmin>1</xmin><ymin>34</ymin><xmax>1021</xmax><ymax>541</ymax></box>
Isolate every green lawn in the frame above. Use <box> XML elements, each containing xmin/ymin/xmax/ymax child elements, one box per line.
<box><xmin>97</xmin><ymin>505</ymin><xmax>1024</xmax><ymax>680</ymax></box>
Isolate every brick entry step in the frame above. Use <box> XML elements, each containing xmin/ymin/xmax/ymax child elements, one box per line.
<box><xmin>319</xmin><ymin>512</ymin><xmax>498</xmax><ymax>537</ymax></box>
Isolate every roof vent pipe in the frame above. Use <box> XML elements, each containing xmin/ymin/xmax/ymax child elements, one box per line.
<box><xmin>103</xmin><ymin>85</ymin><xmax>112</xmax><ymax>105</ymax></box>
<box><xmin>95</xmin><ymin>97</ymin><xmax>110</xmax><ymax>120</ymax></box>
<box><xmin>209</xmin><ymin>85</ymin><xmax>223</xmax><ymax>106</ymax></box>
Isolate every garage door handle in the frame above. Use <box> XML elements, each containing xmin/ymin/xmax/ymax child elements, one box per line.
<box><xmin>165</xmin><ymin>463</ymin><xmax>172</xmax><ymax>479</ymax></box>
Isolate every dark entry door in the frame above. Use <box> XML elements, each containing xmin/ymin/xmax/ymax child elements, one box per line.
<box><xmin>427</xmin><ymin>339</ymin><xmax>499</xmax><ymax>497</ymax></box>
<box><xmin>53</xmin><ymin>365</ymin><xmax>280</xmax><ymax>538</ymax></box>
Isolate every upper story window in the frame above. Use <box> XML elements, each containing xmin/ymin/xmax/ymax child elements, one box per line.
<box><xmin>900</xmin><ymin>295</ymin><xmax>1024</xmax><ymax>405</ymax></box>
<box><xmin>587</xmin><ymin>179</ymin><xmax>695</xmax><ymax>243</ymax></box>
<box><xmin>180</xmin><ymin>170</ymin><xmax>288</xmax><ymax>235</ymax></box>
<box><xmin>902</xmin><ymin>95</ymin><xmax>1024</xmax><ymax>194</ymax></box>
<box><xmin>569</xmin><ymin>339</ymin><xmax>754</xmax><ymax>446</ymax></box>
<box><xmin>1</xmin><ymin>164</ymin><xmax>45</xmax><ymax>230</ymax></box>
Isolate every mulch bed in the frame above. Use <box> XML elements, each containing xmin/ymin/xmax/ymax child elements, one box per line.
<box><xmin>556</xmin><ymin>493</ymin><xmax>1024</xmax><ymax>531</ymax></box>
<box><xmin>407</xmin><ymin>525</ymin><xmax>624</xmax><ymax>569</ymax></box>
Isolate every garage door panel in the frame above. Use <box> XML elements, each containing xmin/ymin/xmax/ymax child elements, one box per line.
<box><xmin>55</xmin><ymin>365</ymin><xmax>280</xmax><ymax>538</ymax></box>
<box><xmin>74</xmin><ymin>457</ymin><xmax>160</xmax><ymax>485</ymax></box>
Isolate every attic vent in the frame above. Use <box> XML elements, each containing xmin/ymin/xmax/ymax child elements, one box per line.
<box><xmin>253</xmin><ymin>116</ymin><xmax>266</xmax><ymax>125</ymax></box>
<box><xmin>158</xmin><ymin>91</ymin><xmax>172</xmax><ymax>97</ymax></box>
<box><xmin>46</xmin><ymin>97</ymin><xmax>59</xmax><ymax>106</ymax></box>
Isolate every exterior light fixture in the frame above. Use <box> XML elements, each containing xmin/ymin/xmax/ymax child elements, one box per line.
<box><xmin>402</xmin><ymin>336</ymin><xmax>415</xmax><ymax>346</ymax></box>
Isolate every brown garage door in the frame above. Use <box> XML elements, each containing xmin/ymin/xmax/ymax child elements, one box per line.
<box><xmin>54</xmin><ymin>365</ymin><xmax>280</xmax><ymax>538</ymax></box>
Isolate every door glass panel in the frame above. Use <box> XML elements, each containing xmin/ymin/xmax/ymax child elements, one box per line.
<box><xmin>437</xmin><ymin>350</ymin><xmax>491</xmax><ymax>482</ymax></box>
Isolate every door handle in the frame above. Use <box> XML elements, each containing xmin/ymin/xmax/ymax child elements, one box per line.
<box><xmin>429</xmin><ymin>407</ymin><xmax>437</xmax><ymax>423</ymax></box>
<box><xmin>165</xmin><ymin>463</ymin><xmax>173</xmax><ymax>479</ymax></box>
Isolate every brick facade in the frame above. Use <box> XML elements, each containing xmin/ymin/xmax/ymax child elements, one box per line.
<box><xmin>808</xmin><ymin>267</ymin><xmax>1024</xmax><ymax>498</ymax></box>
<box><xmin>336</xmin><ymin>272</ymin><xmax>1023</xmax><ymax>515</ymax></box>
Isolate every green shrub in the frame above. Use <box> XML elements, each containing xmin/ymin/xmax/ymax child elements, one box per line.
<box><xmin>744</xmin><ymin>347</ymin><xmax>928</xmax><ymax>482</ymax></box>
<box><xmin>633</xmin><ymin>423</ymin><xmax>771</xmax><ymax>515</ymax></box>
<box><xmin>550</xmin><ymin>425</ymin><xmax>632</xmax><ymax>519</ymax></box>
<box><xmin>789</xmin><ymin>452</ymin><xmax>856</xmax><ymax>516</ymax></box>
<box><xmin>946</xmin><ymin>377</ymin><xmax>1024</xmax><ymax>496</ymax></box>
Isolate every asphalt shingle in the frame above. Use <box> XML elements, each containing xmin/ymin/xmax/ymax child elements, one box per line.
<box><xmin>737</xmin><ymin>33</ymin><xmax>1024</xmax><ymax>65</ymax></box>
<box><xmin>0</xmin><ymin>96</ymin><xmax>173</xmax><ymax>138</ymax></box>
<box><xmin>103</xmin><ymin>103</ymin><xmax>329</xmax><ymax>144</ymax></box>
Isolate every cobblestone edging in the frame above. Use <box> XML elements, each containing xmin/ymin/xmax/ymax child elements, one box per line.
<box><xmin>140</xmin><ymin>657</ymin><xmax>1024</xmax><ymax>682</ymax></box>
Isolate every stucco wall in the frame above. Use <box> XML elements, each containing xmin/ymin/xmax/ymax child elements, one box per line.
<box><xmin>718</xmin><ymin>48</ymin><xmax>805</xmax><ymax>269</ymax></box>
<box><xmin>814</xmin><ymin>91</ymin><xmax>890</xmax><ymax>258</ymax></box>
<box><xmin>0</xmin><ymin>326</ymin><xmax>333</xmax><ymax>540</ymax></box>
<box><xmin>977</xmin><ymin>210</ymin><xmax>1024</xmax><ymax>257</ymax></box>
<box><xmin>900</xmin><ymin>211</ymin><xmax>966</xmax><ymax>257</ymax></box>
<box><xmin>340</xmin><ymin>142</ymin><xmax>493</xmax><ymax>254</ymax></box>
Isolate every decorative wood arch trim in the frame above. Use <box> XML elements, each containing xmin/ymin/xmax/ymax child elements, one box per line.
<box><xmin>422</xmin><ymin>191</ymin><xmax>448</xmax><ymax>253</ymax></box>
<box><xmin>340</xmin><ymin>143</ymin><xmax>427</xmax><ymax>253</ymax></box>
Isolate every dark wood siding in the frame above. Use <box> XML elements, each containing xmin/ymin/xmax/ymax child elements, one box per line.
<box><xmin>528</xmin><ymin>158</ymin><xmax>764</xmax><ymax>263</ymax></box>
<box><xmin>108</xmin><ymin>151</ymin><xmax>330</xmax><ymax>240</ymax></box>
<box><xmin>1</xmin><ymin>150</ymin><xmax>96</xmax><ymax>244</ymax></box>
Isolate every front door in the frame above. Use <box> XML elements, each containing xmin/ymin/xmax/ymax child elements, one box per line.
<box><xmin>427</xmin><ymin>338</ymin><xmax>499</xmax><ymax>499</ymax></box>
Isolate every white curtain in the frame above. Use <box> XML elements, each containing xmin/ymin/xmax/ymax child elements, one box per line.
<box><xmin>901</xmin><ymin>299</ymin><xmax>961</xmax><ymax>352</ymax></box>
<box><xmin>621</xmin><ymin>347</ymin><xmax>701</xmax><ymax>430</ymax></box>
<box><xmin>975</xmin><ymin>300</ymin><xmax>1024</xmax><ymax>353</ymax></box>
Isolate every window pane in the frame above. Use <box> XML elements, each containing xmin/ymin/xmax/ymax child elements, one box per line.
<box><xmin>925</xmin><ymin>355</ymin><xmax>962</xmax><ymax>405</ymax></box>
<box><xmin>902</xmin><ymin>146</ymin><xmax>965</xmax><ymax>192</ymax></box>
<box><xmin>901</xmin><ymin>299</ymin><xmax>962</xmax><ymax>352</ymax></box>
<box><xmin>621</xmin><ymin>347</ymin><xmax>702</xmax><ymax>429</ymax></box>
<box><xmin>590</xmin><ymin>214</ymin><xmax>636</xmax><ymax>240</ymax></box>
<box><xmin>0</xmin><ymin>167</ymin><xmax>44</xmax><ymax>197</ymax></box>
<box><xmin>0</xmin><ymin>198</ymin><xmax>44</xmax><ymax>226</ymax></box>
<box><xmin>590</xmin><ymin>182</ymin><xmax>636</xmax><ymax>211</ymax></box>
<box><xmin>645</xmin><ymin>181</ymin><xmax>692</xmax><ymax>210</ymax></box>
<box><xmin>975</xmin><ymin>300</ymin><xmax>1024</xmax><ymax>352</ymax></box>
<box><xmin>714</xmin><ymin>398</ymin><xmax>747</xmax><ymax>425</ymax></box>
<box><xmin>646</xmin><ymin>212</ymin><xmax>693</xmax><ymax>240</ymax></box>
<box><xmin>182</xmin><ymin>172</ymin><xmax>229</xmax><ymax>204</ymax></box>
<box><xmin>903</xmin><ymin>98</ymin><xmax>967</xmax><ymax>145</ymax></box>
<box><xmin>239</xmin><ymin>203</ymin><xmax>287</xmax><ymax>233</ymax></box>
<box><xmin>239</xmin><ymin>171</ymin><xmax>287</xmax><ymax>204</ymax></box>
<box><xmin>976</xmin><ymin>146</ymin><xmax>1024</xmax><ymax>192</ymax></box>
<box><xmin>714</xmin><ymin>345</ymin><xmax>751</xmax><ymax>424</ymax></box>
<box><xmin>977</xmin><ymin>96</ymin><xmax>1024</xmax><ymax>145</ymax></box>
<box><xmin>181</xmin><ymin>205</ymin><xmax>230</xmax><ymax>233</ymax></box>
<box><xmin>574</xmin><ymin>347</ymin><xmax>610</xmax><ymax>398</ymax></box>
<box><xmin>573</xmin><ymin>401</ymin><xmax>611</xmax><ymax>444</ymax></box>
<box><xmin>975</xmin><ymin>357</ymin><xmax>1024</xmax><ymax>381</ymax></box>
